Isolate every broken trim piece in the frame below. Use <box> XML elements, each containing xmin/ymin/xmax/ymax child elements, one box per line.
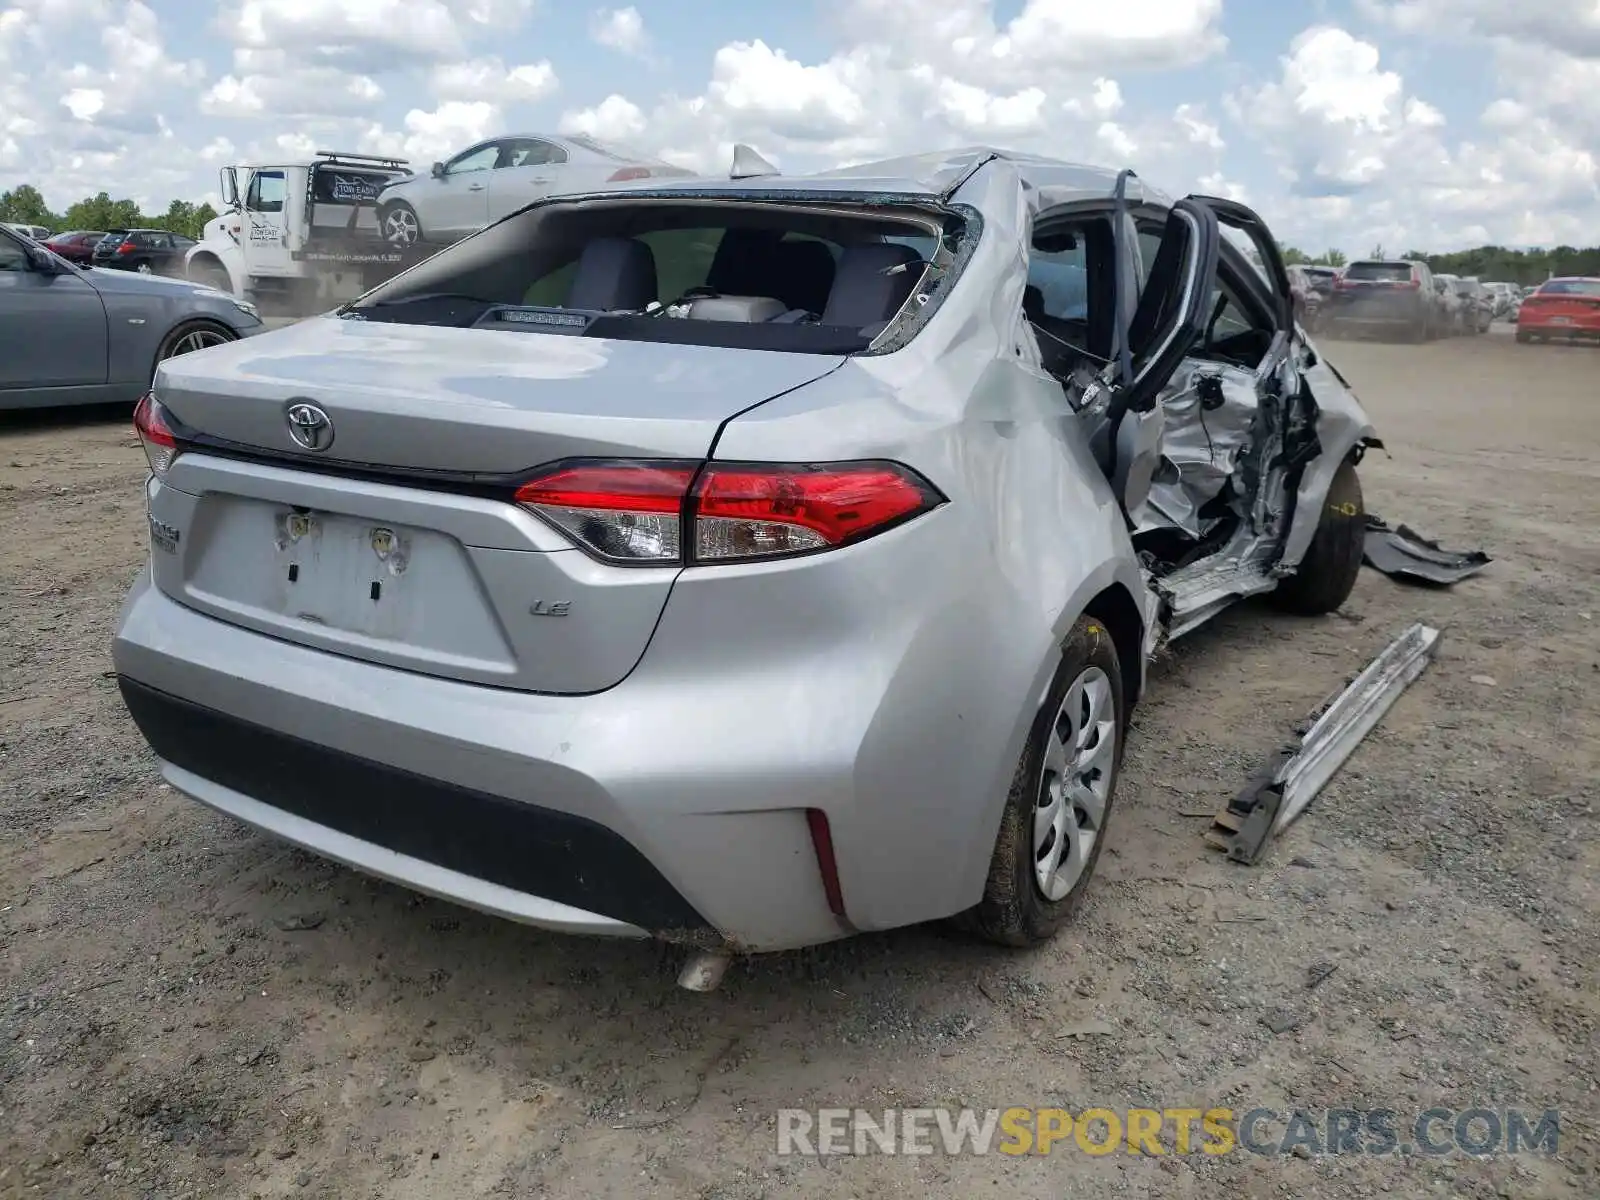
<box><xmin>1363</xmin><ymin>515</ymin><xmax>1491</xmax><ymax>586</ymax></box>
<box><xmin>1206</xmin><ymin>622</ymin><xmax>1442</xmax><ymax>865</ymax></box>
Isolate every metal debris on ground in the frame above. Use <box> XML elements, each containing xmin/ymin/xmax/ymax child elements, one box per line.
<box><xmin>1363</xmin><ymin>515</ymin><xmax>1491</xmax><ymax>585</ymax></box>
<box><xmin>1206</xmin><ymin>623</ymin><xmax>1443</xmax><ymax>866</ymax></box>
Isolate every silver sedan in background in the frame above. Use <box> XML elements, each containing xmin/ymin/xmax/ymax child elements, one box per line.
<box><xmin>375</xmin><ymin>133</ymin><xmax>692</xmax><ymax>248</ymax></box>
<box><xmin>0</xmin><ymin>225</ymin><xmax>263</xmax><ymax>411</ymax></box>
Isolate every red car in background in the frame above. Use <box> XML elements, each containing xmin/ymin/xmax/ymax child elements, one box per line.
<box><xmin>42</xmin><ymin>230</ymin><xmax>108</xmax><ymax>266</ymax></box>
<box><xmin>1516</xmin><ymin>277</ymin><xmax>1600</xmax><ymax>344</ymax></box>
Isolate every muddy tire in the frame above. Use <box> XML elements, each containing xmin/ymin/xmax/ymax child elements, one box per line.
<box><xmin>1272</xmin><ymin>458</ymin><xmax>1365</xmax><ymax>615</ymax></box>
<box><xmin>964</xmin><ymin>616</ymin><xmax>1124</xmax><ymax>947</ymax></box>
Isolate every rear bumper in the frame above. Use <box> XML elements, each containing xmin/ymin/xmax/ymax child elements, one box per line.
<box><xmin>113</xmin><ymin>565</ymin><xmax>1012</xmax><ymax>952</ymax></box>
<box><xmin>118</xmin><ymin>676</ymin><xmax>698</xmax><ymax>938</ymax></box>
<box><xmin>1518</xmin><ymin>316</ymin><xmax>1600</xmax><ymax>336</ymax></box>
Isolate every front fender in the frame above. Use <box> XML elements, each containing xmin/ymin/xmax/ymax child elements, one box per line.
<box><xmin>1281</xmin><ymin>339</ymin><xmax>1379</xmax><ymax>568</ymax></box>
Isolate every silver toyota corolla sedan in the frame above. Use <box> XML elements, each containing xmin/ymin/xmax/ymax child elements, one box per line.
<box><xmin>113</xmin><ymin>148</ymin><xmax>1378</xmax><ymax>963</ymax></box>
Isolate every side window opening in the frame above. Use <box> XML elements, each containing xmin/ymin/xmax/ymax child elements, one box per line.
<box><xmin>1025</xmin><ymin>216</ymin><xmax>1115</xmax><ymax>380</ymax></box>
<box><xmin>446</xmin><ymin>145</ymin><xmax>500</xmax><ymax>176</ymax></box>
<box><xmin>1194</xmin><ymin>253</ymin><xmax>1277</xmax><ymax>369</ymax></box>
<box><xmin>246</xmin><ymin>171</ymin><xmax>286</xmax><ymax>214</ymax></box>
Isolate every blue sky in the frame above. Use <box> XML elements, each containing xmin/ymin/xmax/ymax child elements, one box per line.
<box><xmin>2</xmin><ymin>1</ymin><xmax>1596</xmax><ymax>251</ymax></box>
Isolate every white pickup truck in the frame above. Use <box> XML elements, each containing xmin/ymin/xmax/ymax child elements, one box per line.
<box><xmin>185</xmin><ymin>151</ymin><xmax>431</xmax><ymax>313</ymax></box>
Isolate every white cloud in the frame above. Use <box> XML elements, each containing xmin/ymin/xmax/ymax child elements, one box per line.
<box><xmin>1357</xmin><ymin>0</ymin><xmax>1600</xmax><ymax>57</ymax></box>
<box><xmin>1</xmin><ymin>0</ymin><xmax>1594</xmax><ymax>256</ymax></box>
<box><xmin>590</xmin><ymin>7</ymin><xmax>647</xmax><ymax>57</ymax></box>
<box><xmin>429</xmin><ymin>57</ymin><xmax>558</xmax><ymax>104</ymax></box>
<box><xmin>558</xmin><ymin>94</ymin><xmax>647</xmax><ymax>142</ymax></box>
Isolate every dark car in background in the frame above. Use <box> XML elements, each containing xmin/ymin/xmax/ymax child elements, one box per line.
<box><xmin>1324</xmin><ymin>259</ymin><xmax>1438</xmax><ymax>341</ymax></box>
<box><xmin>91</xmin><ymin>229</ymin><xmax>197</xmax><ymax>276</ymax></box>
<box><xmin>42</xmin><ymin>230</ymin><xmax>108</xmax><ymax>266</ymax></box>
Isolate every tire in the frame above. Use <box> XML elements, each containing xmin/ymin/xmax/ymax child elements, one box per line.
<box><xmin>152</xmin><ymin>320</ymin><xmax>237</xmax><ymax>380</ymax></box>
<box><xmin>965</xmin><ymin>616</ymin><xmax>1125</xmax><ymax>947</ymax></box>
<box><xmin>1272</xmin><ymin>458</ymin><xmax>1365</xmax><ymax>615</ymax></box>
<box><xmin>191</xmin><ymin>260</ymin><xmax>233</xmax><ymax>293</ymax></box>
<box><xmin>381</xmin><ymin>201</ymin><xmax>422</xmax><ymax>248</ymax></box>
<box><xmin>135</xmin><ymin>260</ymin><xmax>153</xmax><ymax>275</ymax></box>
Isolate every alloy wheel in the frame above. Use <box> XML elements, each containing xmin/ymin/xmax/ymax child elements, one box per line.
<box><xmin>383</xmin><ymin>208</ymin><xmax>419</xmax><ymax>247</ymax></box>
<box><xmin>1032</xmin><ymin>665</ymin><xmax>1117</xmax><ymax>901</ymax></box>
<box><xmin>162</xmin><ymin>328</ymin><xmax>233</xmax><ymax>360</ymax></box>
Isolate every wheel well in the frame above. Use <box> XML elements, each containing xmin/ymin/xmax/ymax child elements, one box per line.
<box><xmin>188</xmin><ymin>252</ymin><xmax>228</xmax><ymax>282</ymax></box>
<box><xmin>150</xmin><ymin>318</ymin><xmax>236</xmax><ymax>383</ymax></box>
<box><xmin>1083</xmin><ymin>584</ymin><xmax>1145</xmax><ymax>711</ymax></box>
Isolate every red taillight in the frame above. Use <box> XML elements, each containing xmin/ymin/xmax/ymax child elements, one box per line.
<box><xmin>514</xmin><ymin>461</ymin><xmax>695</xmax><ymax>562</ymax></box>
<box><xmin>512</xmin><ymin>459</ymin><xmax>943</xmax><ymax>565</ymax></box>
<box><xmin>606</xmin><ymin>166</ymin><xmax>651</xmax><ymax>182</ymax></box>
<box><xmin>116</xmin><ymin>240</ymin><xmax>135</xmax><ymax>254</ymax></box>
<box><xmin>805</xmin><ymin>809</ymin><xmax>847</xmax><ymax>918</ymax></box>
<box><xmin>1400</xmin><ymin>279</ymin><xmax>1420</xmax><ymax>290</ymax></box>
<box><xmin>133</xmin><ymin>392</ymin><xmax>178</xmax><ymax>478</ymax></box>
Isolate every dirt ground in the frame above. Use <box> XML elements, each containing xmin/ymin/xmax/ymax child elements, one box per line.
<box><xmin>1</xmin><ymin>330</ymin><xmax>1595</xmax><ymax>1199</ymax></box>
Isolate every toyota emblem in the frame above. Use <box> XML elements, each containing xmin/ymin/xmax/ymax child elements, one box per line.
<box><xmin>285</xmin><ymin>401</ymin><xmax>334</xmax><ymax>452</ymax></box>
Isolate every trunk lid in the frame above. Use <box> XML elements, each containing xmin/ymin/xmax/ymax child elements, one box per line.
<box><xmin>147</xmin><ymin>317</ymin><xmax>844</xmax><ymax>694</ymax></box>
<box><xmin>153</xmin><ymin>315</ymin><xmax>845</xmax><ymax>472</ymax></box>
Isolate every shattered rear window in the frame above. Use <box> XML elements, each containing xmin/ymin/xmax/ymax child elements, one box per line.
<box><xmin>348</xmin><ymin>198</ymin><xmax>959</xmax><ymax>355</ymax></box>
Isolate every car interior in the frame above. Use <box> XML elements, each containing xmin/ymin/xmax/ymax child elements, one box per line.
<box><xmin>350</xmin><ymin>201</ymin><xmax>954</xmax><ymax>351</ymax></box>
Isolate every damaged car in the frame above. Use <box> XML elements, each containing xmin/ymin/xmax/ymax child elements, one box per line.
<box><xmin>112</xmin><ymin>147</ymin><xmax>1379</xmax><ymax>972</ymax></box>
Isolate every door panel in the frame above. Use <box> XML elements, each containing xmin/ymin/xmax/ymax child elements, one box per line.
<box><xmin>430</xmin><ymin>143</ymin><xmax>499</xmax><ymax>238</ymax></box>
<box><xmin>0</xmin><ymin>242</ymin><xmax>108</xmax><ymax>391</ymax></box>
<box><xmin>243</xmin><ymin>169</ymin><xmax>294</xmax><ymax>277</ymax></box>
<box><xmin>487</xmin><ymin>139</ymin><xmax>567</xmax><ymax>222</ymax></box>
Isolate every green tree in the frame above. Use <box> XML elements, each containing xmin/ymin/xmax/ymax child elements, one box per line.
<box><xmin>0</xmin><ymin>184</ymin><xmax>57</xmax><ymax>227</ymax></box>
<box><xmin>1279</xmin><ymin>244</ymin><xmax>1310</xmax><ymax>265</ymax></box>
<box><xmin>60</xmin><ymin>191</ymin><xmax>143</xmax><ymax>232</ymax></box>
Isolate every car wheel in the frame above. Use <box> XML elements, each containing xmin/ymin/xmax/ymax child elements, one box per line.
<box><xmin>153</xmin><ymin>320</ymin><xmax>237</xmax><ymax>379</ymax></box>
<box><xmin>192</xmin><ymin>261</ymin><xmax>233</xmax><ymax>293</ymax></box>
<box><xmin>381</xmin><ymin>202</ymin><xmax>422</xmax><ymax>248</ymax></box>
<box><xmin>965</xmin><ymin>616</ymin><xmax>1124</xmax><ymax>947</ymax></box>
<box><xmin>1272</xmin><ymin>458</ymin><xmax>1365</xmax><ymax>616</ymax></box>
<box><xmin>135</xmin><ymin>261</ymin><xmax>153</xmax><ymax>275</ymax></box>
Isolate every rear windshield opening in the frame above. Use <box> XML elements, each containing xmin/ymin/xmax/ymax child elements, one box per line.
<box><xmin>348</xmin><ymin>198</ymin><xmax>964</xmax><ymax>354</ymax></box>
<box><xmin>1344</xmin><ymin>262</ymin><xmax>1415</xmax><ymax>282</ymax></box>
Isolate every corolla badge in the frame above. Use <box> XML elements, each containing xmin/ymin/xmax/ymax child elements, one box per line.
<box><xmin>285</xmin><ymin>401</ymin><xmax>335</xmax><ymax>452</ymax></box>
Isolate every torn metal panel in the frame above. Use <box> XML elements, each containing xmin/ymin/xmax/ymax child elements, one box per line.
<box><xmin>1206</xmin><ymin>622</ymin><xmax>1442</xmax><ymax>865</ymax></box>
<box><xmin>1137</xmin><ymin>362</ymin><xmax>1257</xmax><ymax>540</ymax></box>
<box><xmin>1363</xmin><ymin>516</ymin><xmax>1491</xmax><ymax>586</ymax></box>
